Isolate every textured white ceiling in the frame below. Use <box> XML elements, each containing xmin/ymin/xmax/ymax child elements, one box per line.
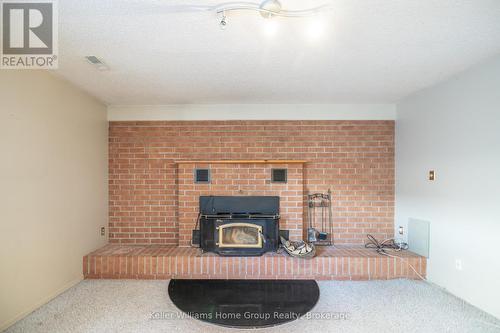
<box><xmin>55</xmin><ymin>0</ymin><xmax>500</xmax><ymax>105</ymax></box>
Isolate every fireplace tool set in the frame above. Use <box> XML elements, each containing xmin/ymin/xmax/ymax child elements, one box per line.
<box><xmin>307</xmin><ymin>189</ymin><xmax>333</xmax><ymax>245</ymax></box>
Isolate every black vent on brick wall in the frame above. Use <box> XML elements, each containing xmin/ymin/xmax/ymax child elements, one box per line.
<box><xmin>271</xmin><ymin>169</ymin><xmax>287</xmax><ymax>183</ymax></box>
<box><xmin>194</xmin><ymin>169</ymin><xmax>210</xmax><ymax>183</ymax></box>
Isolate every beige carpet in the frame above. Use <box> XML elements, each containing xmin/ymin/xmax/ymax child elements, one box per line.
<box><xmin>4</xmin><ymin>279</ymin><xmax>500</xmax><ymax>333</ymax></box>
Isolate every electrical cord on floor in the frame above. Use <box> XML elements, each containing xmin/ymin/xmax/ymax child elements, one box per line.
<box><xmin>364</xmin><ymin>234</ymin><xmax>408</xmax><ymax>254</ymax></box>
<box><xmin>365</xmin><ymin>234</ymin><xmax>425</xmax><ymax>280</ymax></box>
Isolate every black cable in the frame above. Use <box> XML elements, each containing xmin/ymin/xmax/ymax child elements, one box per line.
<box><xmin>364</xmin><ymin>234</ymin><xmax>407</xmax><ymax>254</ymax></box>
<box><xmin>364</xmin><ymin>234</ymin><xmax>424</xmax><ymax>280</ymax></box>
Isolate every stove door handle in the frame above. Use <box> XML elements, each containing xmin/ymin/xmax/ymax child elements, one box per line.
<box><xmin>258</xmin><ymin>230</ymin><xmax>267</xmax><ymax>245</ymax></box>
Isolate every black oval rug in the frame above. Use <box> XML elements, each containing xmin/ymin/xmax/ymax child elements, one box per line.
<box><xmin>168</xmin><ymin>279</ymin><xmax>320</xmax><ymax>328</ymax></box>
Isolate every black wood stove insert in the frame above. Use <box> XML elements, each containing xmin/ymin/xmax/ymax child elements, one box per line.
<box><xmin>199</xmin><ymin>196</ymin><xmax>280</xmax><ymax>256</ymax></box>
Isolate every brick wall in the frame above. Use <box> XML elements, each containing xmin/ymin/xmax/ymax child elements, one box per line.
<box><xmin>109</xmin><ymin>120</ymin><xmax>395</xmax><ymax>245</ymax></box>
<box><xmin>177</xmin><ymin>163</ymin><xmax>304</xmax><ymax>246</ymax></box>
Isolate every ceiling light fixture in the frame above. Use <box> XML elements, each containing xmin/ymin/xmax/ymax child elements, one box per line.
<box><xmin>259</xmin><ymin>0</ymin><xmax>282</xmax><ymax>18</ymax></box>
<box><xmin>213</xmin><ymin>0</ymin><xmax>329</xmax><ymax>26</ymax></box>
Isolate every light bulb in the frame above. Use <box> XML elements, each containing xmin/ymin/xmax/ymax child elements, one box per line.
<box><xmin>305</xmin><ymin>18</ymin><xmax>326</xmax><ymax>42</ymax></box>
<box><xmin>220</xmin><ymin>17</ymin><xmax>227</xmax><ymax>29</ymax></box>
<box><xmin>219</xmin><ymin>13</ymin><xmax>227</xmax><ymax>30</ymax></box>
<box><xmin>262</xmin><ymin>19</ymin><xmax>279</xmax><ymax>38</ymax></box>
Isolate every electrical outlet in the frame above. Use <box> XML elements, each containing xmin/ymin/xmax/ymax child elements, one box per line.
<box><xmin>398</xmin><ymin>226</ymin><xmax>404</xmax><ymax>235</ymax></box>
<box><xmin>455</xmin><ymin>259</ymin><xmax>463</xmax><ymax>271</ymax></box>
<box><xmin>100</xmin><ymin>226</ymin><xmax>106</xmax><ymax>236</ymax></box>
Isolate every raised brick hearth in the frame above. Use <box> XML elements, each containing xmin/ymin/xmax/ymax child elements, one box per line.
<box><xmin>83</xmin><ymin>245</ymin><xmax>425</xmax><ymax>280</ymax></box>
<box><xmin>97</xmin><ymin>120</ymin><xmax>407</xmax><ymax>281</ymax></box>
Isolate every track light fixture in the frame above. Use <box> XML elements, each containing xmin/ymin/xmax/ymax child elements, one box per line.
<box><xmin>213</xmin><ymin>0</ymin><xmax>329</xmax><ymax>27</ymax></box>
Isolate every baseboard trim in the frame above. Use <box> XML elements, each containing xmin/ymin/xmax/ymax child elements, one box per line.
<box><xmin>0</xmin><ymin>276</ymin><xmax>83</xmax><ymax>332</ymax></box>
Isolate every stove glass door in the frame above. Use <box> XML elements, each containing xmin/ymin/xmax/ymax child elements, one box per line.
<box><xmin>217</xmin><ymin>223</ymin><xmax>263</xmax><ymax>248</ymax></box>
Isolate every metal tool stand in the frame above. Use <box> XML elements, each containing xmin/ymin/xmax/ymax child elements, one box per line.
<box><xmin>307</xmin><ymin>189</ymin><xmax>333</xmax><ymax>246</ymax></box>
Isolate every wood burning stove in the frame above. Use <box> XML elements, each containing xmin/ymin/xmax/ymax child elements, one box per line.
<box><xmin>199</xmin><ymin>196</ymin><xmax>280</xmax><ymax>256</ymax></box>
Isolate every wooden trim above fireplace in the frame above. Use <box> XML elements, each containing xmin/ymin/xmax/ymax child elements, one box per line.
<box><xmin>174</xmin><ymin>160</ymin><xmax>307</xmax><ymax>164</ymax></box>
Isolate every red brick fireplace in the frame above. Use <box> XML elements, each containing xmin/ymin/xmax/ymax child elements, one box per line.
<box><xmin>108</xmin><ymin>120</ymin><xmax>395</xmax><ymax>246</ymax></box>
<box><xmin>84</xmin><ymin>120</ymin><xmax>425</xmax><ymax>281</ymax></box>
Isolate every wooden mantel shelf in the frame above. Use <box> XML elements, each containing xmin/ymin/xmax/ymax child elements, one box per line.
<box><xmin>174</xmin><ymin>160</ymin><xmax>307</xmax><ymax>164</ymax></box>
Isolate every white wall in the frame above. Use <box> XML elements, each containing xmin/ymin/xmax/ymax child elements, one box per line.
<box><xmin>0</xmin><ymin>71</ymin><xmax>108</xmax><ymax>330</ymax></box>
<box><xmin>108</xmin><ymin>104</ymin><xmax>395</xmax><ymax>121</ymax></box>
<box><xmin>396</xmin><ymin>55</ymin><xmax>500</xmax><ymax>319</ymax></box>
